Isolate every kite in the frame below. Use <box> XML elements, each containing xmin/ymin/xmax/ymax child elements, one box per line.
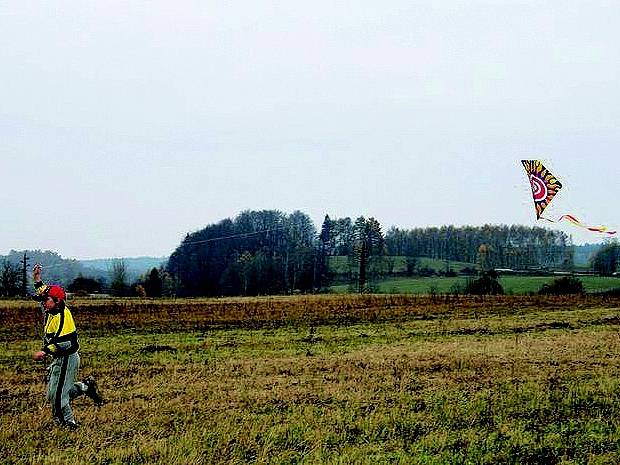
<box><xmin>521</xmin><ymin>160</ymin><xmax>616</xmax><ymax>235</ymax></box>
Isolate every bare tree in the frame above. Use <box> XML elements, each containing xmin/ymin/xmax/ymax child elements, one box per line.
<box><xmin>0</xmin><ymin>260</ymin><xmax>21</xmax><ymax>297</ymax></box>
<box><xmin>110</xmin><ymin>259</ymin><xmax>128</xmax><ymax>296</ymax></box>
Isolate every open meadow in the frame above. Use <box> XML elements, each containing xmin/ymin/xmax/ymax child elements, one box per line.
<box><xmin>2</xmin><ymin>294</ymin><xmax>620</xmax><ymax>464</ymax></box>
<box><xmin>330</xmin><ymin>275</ymin><xmax>620</xmax><ymax>295</ymax></box>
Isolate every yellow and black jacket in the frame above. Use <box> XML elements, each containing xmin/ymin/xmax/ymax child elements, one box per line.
<box><xmin>35</xmin><ymin>282</ymin><xmax>80</xmax><ymax>357</ymax></box>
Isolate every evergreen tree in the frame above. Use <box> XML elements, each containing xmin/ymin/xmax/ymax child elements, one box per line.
<box><xmin>316</xmin><ymin>215</ymin><xmax>333</xmax><ymax>291</ymax></box>
<box><xmin>144</xmin><ymin>267</ymin><xmax>163</xmax><ymax>297</ymax></box>
<box><xmin>351</xmin><ymin>216</ymin><xmax>385</xmax><ymax>292</ymax></box>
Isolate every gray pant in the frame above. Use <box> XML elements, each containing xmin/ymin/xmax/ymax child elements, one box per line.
<box><xmin>47</xmin><ymin>353</ymin><xmax>83</xmax><ymax>424</ymax></box>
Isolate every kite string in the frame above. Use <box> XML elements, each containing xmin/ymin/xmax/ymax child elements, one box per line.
<box><xmin>181</xmin><ymin>227</ymin><xmax>288</xmax><ymax>246</ymax></box>
<box><xmin>33</xmin><ymin>227</ymin><xmax>289</xmax><ymax>269</ymax></box>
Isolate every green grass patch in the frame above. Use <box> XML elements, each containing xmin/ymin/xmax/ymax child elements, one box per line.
<box><xmin>331</xmin><ymin>275</ymin><xmax>620</xmax><ymax>295</ymax></box>
<box><xmin>329</xmin><ymin>256</ymin><xmax>476</xmax><ymax>275</ymax></box>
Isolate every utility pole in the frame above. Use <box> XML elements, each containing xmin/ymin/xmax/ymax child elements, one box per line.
<box><xmin>358</xmin><ymin>240</ymin><xmax>367</xmax><ymax>293</ymax></box>
<box><xmin>21</xmin><ymin>251</ymin><xmax>30</xmax><ymax>297</ymax></box>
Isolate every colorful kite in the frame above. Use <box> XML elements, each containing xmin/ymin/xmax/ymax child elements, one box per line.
<box><xmin>521</xmin><ymin>160</ymin><xmax>616</xmax><ymax>235</ymax></box>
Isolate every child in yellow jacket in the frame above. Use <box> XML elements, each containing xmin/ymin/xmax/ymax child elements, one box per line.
<box><xmin>32</xmin><ymin>264</ymin><xmax>104</xmax><ymax>429</ymax></box>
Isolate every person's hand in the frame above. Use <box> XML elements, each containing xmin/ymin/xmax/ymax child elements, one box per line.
<box><xmin>32</xmin><ymin>264</ymin><xmax>42</xmax><ymax>282</ymax></box>
<box><xmin>33</xmin><ymin>351</ymin><xmax>46</xmax><ymax>361</ymax></box>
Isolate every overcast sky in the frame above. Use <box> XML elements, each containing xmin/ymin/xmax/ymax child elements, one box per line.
<box><xmin>2</xmin><ymin>1</ymin><xmax>619</xmax><ymax>259</ymax></box>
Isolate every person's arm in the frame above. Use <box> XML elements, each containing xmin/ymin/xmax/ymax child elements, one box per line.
<box><xmin>32</xmin><ymin>264</ymin><xmax>46</xmax><ymax>293</ymax></box>
<box><xmin>32</xmin><ymin>264</ymin><xmax>47</xmax><ymax>361</ymax></box>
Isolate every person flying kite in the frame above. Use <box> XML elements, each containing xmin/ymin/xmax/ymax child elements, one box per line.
<box><xmin>521</xmin><ymin>160</ymin><xmax>616</xmax><ymax>235</ymax></box>
<box><xmin>31</xmin><ymin>264</ymin><xmax>104</xmax><ymax>429</ymax></box>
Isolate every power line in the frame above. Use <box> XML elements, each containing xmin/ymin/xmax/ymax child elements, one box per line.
<box><xmin>180</xmin><ymin>227</ymin><xmax>287</xmax><ymax>246</ymax></box>
<box><xmin>21</xmin><ymin>252</ymin><xmax>30</xmax><ymax>297</ymax></box>
<box><xmin>33</xmin><ymin>228</ymin><xmax>290</xmax><ymax>269</ymax></box>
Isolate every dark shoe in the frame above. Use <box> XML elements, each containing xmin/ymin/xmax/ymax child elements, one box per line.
<box><xmin>63</xmin><ymin>420</ymin><xmax>79</xmax><ymax>430</ymax></box>
<box><xmin>82</xmin><ymin>376</ymin><xmax>104</xmax><ymax>406</ymax></box>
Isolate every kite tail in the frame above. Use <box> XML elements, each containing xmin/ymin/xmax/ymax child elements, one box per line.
<box><xmin>541</xmin><ymin>214</ymin><xmax>617</xmax><ymax>235</ymax></box>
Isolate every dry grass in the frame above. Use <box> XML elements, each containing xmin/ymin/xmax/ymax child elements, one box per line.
<box><xmin>1</xmin><ymin>295</ymin><xmax>620</xmax><ymax>464</ymax></box>
<box><xmin>2</xmin><ymin>294</ymin><xmax>617</xmax><ymax>337</ymax></box>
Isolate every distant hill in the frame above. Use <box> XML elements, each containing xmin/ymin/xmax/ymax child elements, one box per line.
<box><xmin>79</xmin><ymin>256</ymin><xmax>168</xmax><ymax>281</ymax></box>
<box><xmin>0</xmin><ymin>250</ymin><xmax>168</xmax><ymax>288</ymax></box>
<box><xmin>1</xmin><ymin>250</ymin><xmax>100</xmax><ymax>287</ymax></box>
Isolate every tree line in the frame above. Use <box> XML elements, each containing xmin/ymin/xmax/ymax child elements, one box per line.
<box><xmin>167</xmin><ymin>210</ymin><xmax>320</xmax><ymax>296</ymax></box>
<box><xmin>164</xmin><ymin>210</ymin><xmax>605</xmax><ymax>297</ymax></box>
<box><xmin>1</xmin><ymin>213</ymin><xmax>616</xmax><ymax>298</ymax></box>
<box><xmin>0</xmin><ymin>250</ymin><xmax>169</xmax><ymax>298</ymax></box>
<box><xmin>384</xmin><ymin>224</ymin><xmax>574</xmax><ymax>270</ymax></box>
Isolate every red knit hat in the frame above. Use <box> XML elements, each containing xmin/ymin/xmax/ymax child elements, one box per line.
<box><xmin>46</xmin><ymin>285</ymin><xmax>66</xmax><ymax>301</ymax></box>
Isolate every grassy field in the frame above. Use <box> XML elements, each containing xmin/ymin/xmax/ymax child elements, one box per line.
<box><xmin>329</xmin><ymin>256</ymin><xmax>475</xmax><ymax>276</ymax></box>
<box><xmin>2</xmin><ymin>295</ymin><xmax>620</xmax><ymax>464</ymax></box>
<box><xmin>331</xmin><ymin>276</ymin><xmax>620</xmax><ymax>295</ymax></box>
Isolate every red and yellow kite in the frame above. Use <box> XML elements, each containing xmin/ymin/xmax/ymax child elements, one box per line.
<box><xmin>522</xmin><ymin>160</ymin><xmax>616</xmax><ymax>235</ymax></box>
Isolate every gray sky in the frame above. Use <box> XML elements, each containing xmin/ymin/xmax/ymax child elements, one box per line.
<box><xmin>2</xmin><ymin>1</ymin><xmax>619</xmax><ymax>259</ymax></box>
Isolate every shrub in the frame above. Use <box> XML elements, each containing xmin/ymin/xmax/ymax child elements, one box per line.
<box><xmin>598</xmin><ymin>287</ymin><xmax>620</xmax><ymax>297</ymax></box>
<box><xmin>418</xmin><ymin>266</ymin><xmax>435</xmax><ymax>277</ymax></box>
<box><xmin>460</xmin><ymin>266</ymin><xmax>478</xmax><ymax>276</ymax></box>
<box><xmin>464</xmin><ymin>271</ymin><xmax>504</xmax><ymax>295</ymax></box>
<box><xmin>538</xmin><ymin>276</ymin><xmax>584</xmax><ymax>295</ymax></box>
<box><xmin>69</xmin><ymin>276</ymin><xmax>103</xmax><ymax>294</ymax></box>
<box><xmin>135</xmin><ymin>284</ymin><xmax>147</xmax><ymax>298</ymax></box>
